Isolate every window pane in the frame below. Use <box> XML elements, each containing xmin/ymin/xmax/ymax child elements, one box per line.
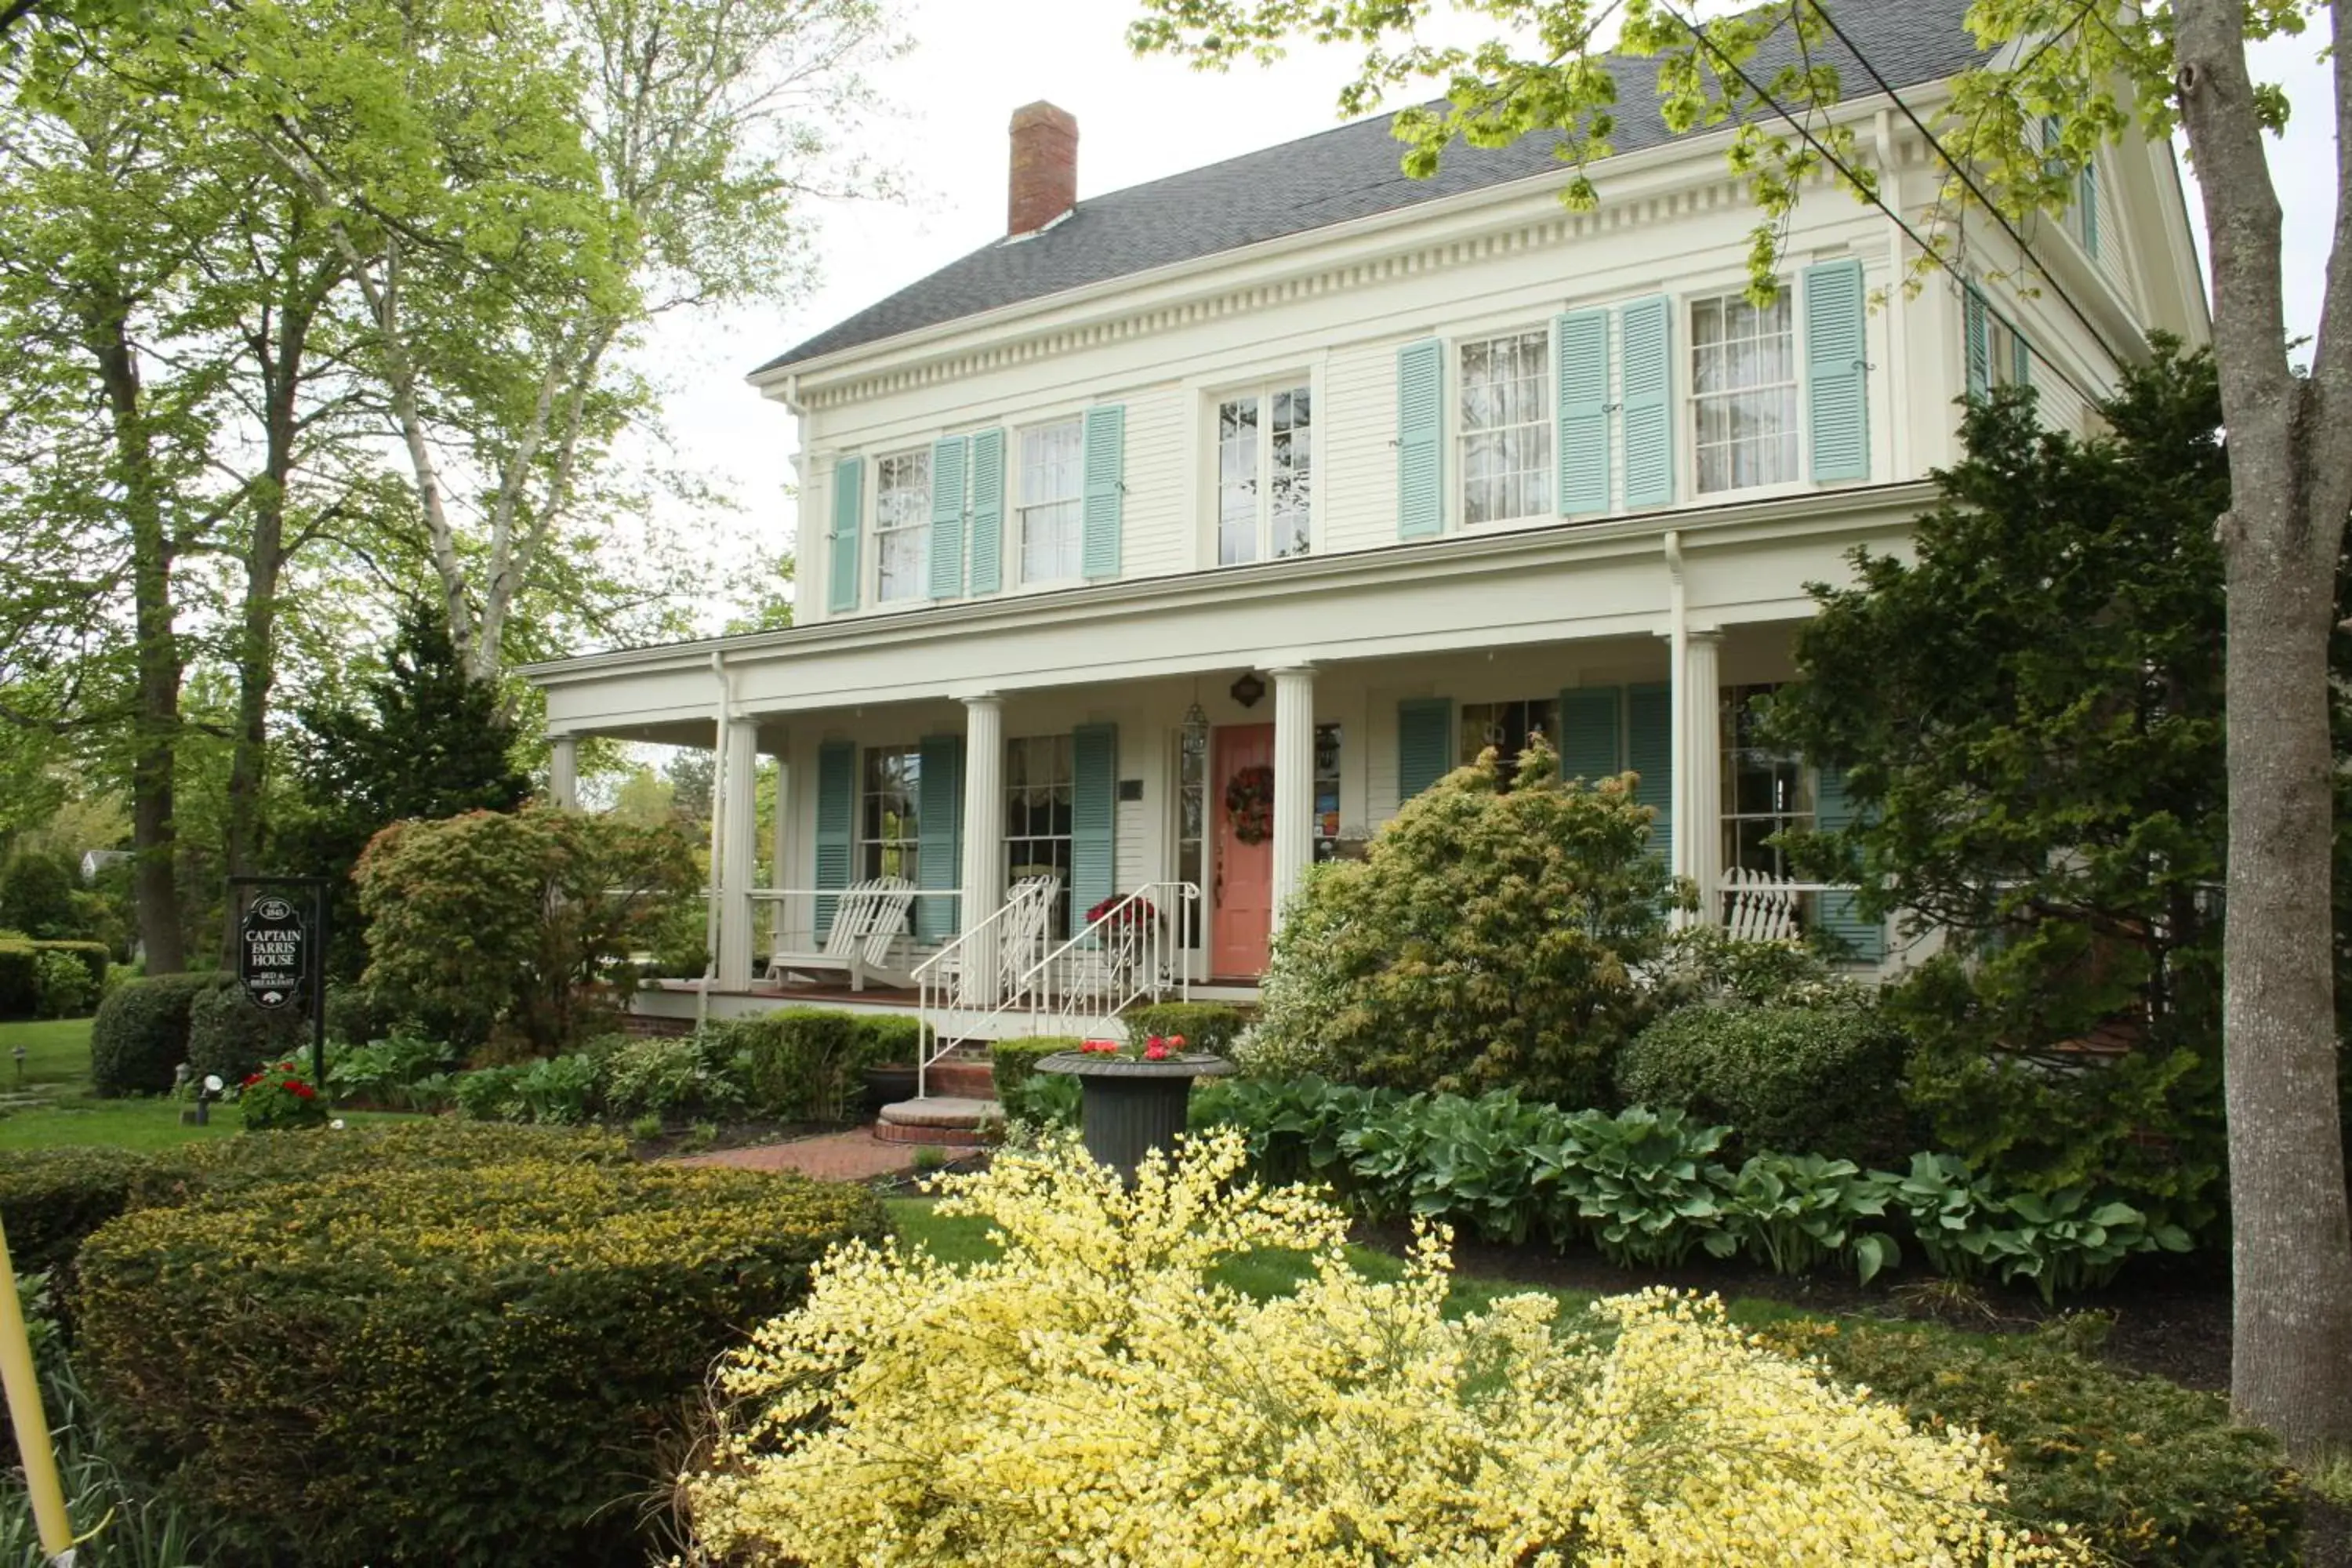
<box><xmin>1691</xmin><ymin>291</ymin><xmax>1797</xmax><ymax>495</ymax></box>
<box><xmin>1459</xmin><ymin>332</ymin><xmax>1551</xmax><ymax>523</ymax></box>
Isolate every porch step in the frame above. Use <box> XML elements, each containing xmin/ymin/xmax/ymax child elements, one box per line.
<box><xmin>923</xmin><ymin>1059</ymin><xmax>998</xmax><ymax>1099</ymax></box>
<box><xmin>875</xmin><ymin>1097</ymin><xmax>998</xmax><ymax>1148</ymax></box>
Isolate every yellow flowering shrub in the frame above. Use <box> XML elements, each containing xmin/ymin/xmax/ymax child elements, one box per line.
<box><xmin>686</xmin><ymin>1133</ymin><xmax>2080</xmax><ymax>1566</ymax></box>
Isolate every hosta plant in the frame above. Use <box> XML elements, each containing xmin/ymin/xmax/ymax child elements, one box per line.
<box><xmin>1722</xmin><ymin>1152</ymin><xmax>1900</xmax><ymax>1284</ymax></box>
<box><xmin>685</xmin><ymin>1133</ymin><xmax>2079</xmax><ymax>1566</ymax></box>
<box><xmin>1991</xmin><ymin>1186</ymin><xmax>2192</xmax><ymax>1306</ymax></box>
<box><xmin>1532</xmin><ymin>1105</ymin><xmax>1737</xmax><ymax>1267</ymax></box>
<box><xmin>1890</xmin><ymin>1152</ymin><xmax>2009</xmax><ymax>1283</ymax></box>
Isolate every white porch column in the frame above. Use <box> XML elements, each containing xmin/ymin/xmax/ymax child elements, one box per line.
<box><xmin>959</xmin><ymin>694</ymin><xmax>1006</xmax><ymax>1004</ymax></box>
<box><xmin>1269</xmin><ymin>665</ymin><xmax>1317</xmax><ymax>920</ymax></box>
<box><xmin>1682</xmin><ymin>631</ymin><xmax>1724</xmax><ymax>926</ymax></box>
<box><xmin>547</xmin><ymin>734</ymin><xmax>579</xmax><ymax>809</ymax></box>
<box><xmin>717</xmin><ymin>718</ymin><xmax>760</xmax><ymax>990</ymax></box>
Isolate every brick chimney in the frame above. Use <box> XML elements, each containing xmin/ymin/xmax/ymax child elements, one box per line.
<box><xmin>1008</xmin><ymin>101</ymin><xmax>1077</xmax><ymax>237</ymax></box>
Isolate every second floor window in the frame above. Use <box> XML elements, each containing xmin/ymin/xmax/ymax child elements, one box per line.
<box><xmin>874</xmin><ymin>449</ymin><xmax>931</xmax><ymax>602</ymax></box>
<box><xmin>1460</xmin><ymin>330</ymin><xmax>1551</xmax><ymax>524</ymax></box>
<box><xmin>1215</xmin><ymin>383</ymin><xmax>1313</xmax><ymax>564</ymax></box>
<box><xmin>1692</xmin><ymin>291</ymin><xmax>1798</xmax><ymax>494</ymax></box>
<box><xmin>1020</xmin><ymin>420</ymin><xmax>1083</xmax><ymax>583</ymax></box>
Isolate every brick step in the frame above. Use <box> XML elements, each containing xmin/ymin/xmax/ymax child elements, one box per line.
<box><xmin>874</xmin><ymin>1096</ymin><xmax>998</xmax><ymax>1149</ymax></box>
<box><xmin>923</xmin><ymin>1060</ymin><xmax>997</xmax><ymax>1098</ymax></box>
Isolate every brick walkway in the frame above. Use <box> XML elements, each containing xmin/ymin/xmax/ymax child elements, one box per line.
<box><xmin>673</xmin><ymin>1127</ymin><xmax>916</xmax><ymax>1182</ymax></box>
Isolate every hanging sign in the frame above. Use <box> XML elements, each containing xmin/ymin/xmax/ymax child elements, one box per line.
<box><xmin>238</xmin><ymin>896</ymin><xmax>307</xmax><ymax>1011</ymax></box>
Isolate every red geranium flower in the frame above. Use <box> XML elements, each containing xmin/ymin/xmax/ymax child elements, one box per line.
<box><xmin>290</xmin><ymin>1082</ymin><xmax>315</xmax><ymax>1100</ymax></box>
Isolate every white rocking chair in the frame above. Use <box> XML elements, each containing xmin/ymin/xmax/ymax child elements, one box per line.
<box><xmin>766</xmin><ymin>876</ymin><xmax>920</xmax><ymax>992</ymax></box>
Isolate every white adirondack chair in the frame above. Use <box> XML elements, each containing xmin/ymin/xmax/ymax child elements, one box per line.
<box><xmin>1722</xmin><ymin>865</ymin><xmax>1802</xmax><ymax>944</ymax></box>
<box><xmin>766</xmin><ymin>876</ymin><xmax>920</xmax><ymax>991</ymax></box>
<box><xmin>992</xmin><ymin>873</ymin><xmax>1062</xmax><ymax>990</ymax></box>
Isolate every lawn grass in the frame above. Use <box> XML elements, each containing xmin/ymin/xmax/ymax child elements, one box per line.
<box><xmin>885</xmin><ymin>1196</ymin><xmax>1876</xmax><ymax>1334</ymax></box>
<box><xmin>0</xmin><ymin>1016</ymin><xmax>412</xmax><ymax>1152</ymax></box>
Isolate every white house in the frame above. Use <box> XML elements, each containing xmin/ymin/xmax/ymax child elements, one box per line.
<box><xmin>524</xmin><ymin>0</ymin><xmax>2207</xmax><ymax>1047</ymax></box>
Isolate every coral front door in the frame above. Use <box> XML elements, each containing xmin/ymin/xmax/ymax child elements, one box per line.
<box><xmin>1211</xmin><ymin>724</ymin><xmax>1276</xmax><ymax>978</ymax></box>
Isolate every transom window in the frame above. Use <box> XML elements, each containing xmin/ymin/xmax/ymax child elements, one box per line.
<box><xmin>1215</xmin><ymin>383</ymin><xmax>1314</xmax><ymax>564</ymax></box>
<box><xmin>1720</xmin><ymin>684</ymin><xmax>1813</xmax><ymax>881</ymax></box>
<box><xmin>1006</xmin><ymin>734</ymin><xmax>1076</xmax><ymax>938</ymax></box>
<box><xmin>1461</xmin><ymin>698</ymin><xmax>1558</xmax><ymax>788</ymax></box>
<box><xmin>860</xmin><ymin>745</ymin><xmax>920</xmax><ymax>888</ymax></box>
<box><xmin>1019</xmin><ymin>421</ymin><xmax>1083</xmax><ymax>584</ymax></box>
<box><xmin>1692</xmin><ymin>291</ymin><xmax>1800</xmax><ymax>494</ymax></box>
<box><xmin>1459</xmin><ymin>330</ymin><xmax>1552</xmax><ymax>524</ymax></box>
<box><xmin>873</xmin><ymin>449</ymin><xmax>931</xmax><ymax>602</ymax></box>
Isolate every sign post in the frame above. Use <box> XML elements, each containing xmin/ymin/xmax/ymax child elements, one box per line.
<box><xmin>228</xmin><ymin>876</ymin><xmax>329</xmax><ymax>1089</ymax></box>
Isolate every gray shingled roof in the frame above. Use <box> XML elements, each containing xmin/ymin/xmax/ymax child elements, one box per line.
<box><xmin>757</xmin><ymin>0</ymin><xmax>1983</xmax><ymax>374</ymax></box>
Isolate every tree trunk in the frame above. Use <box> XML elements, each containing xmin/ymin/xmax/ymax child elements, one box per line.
<box><xmin>2176</xmin><ymin>0</ymin><xmax>2352</xmax><ymax>1456</ymax></box>
<box><xmin>95</xmin><ymin>311</ymin><xmax>184</xmax><ymax>975</ymax></box>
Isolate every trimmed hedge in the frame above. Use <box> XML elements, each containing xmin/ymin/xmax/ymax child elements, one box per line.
<box><xmin>78</xmin><ymin>1152</ymin><xmax>886</xmax><ymax>1567</ymax></box>
<box><xmin>731</xmin><ymin>1009</ymin><xmax>869</xmax><ymax>1121</ymax></box>
<box><xmin>1616</xmin><ymin>1002</ymin><xmax>1910</xmax><ymax>1160</ymax></box>
<box><xmin>1768</xmin><ymin>1317</ymin><xmax>2303</xmax><ymax>1566</ymax></box>
<box><xmin>0</xmin><ymin>938</ymin><xmax>109</xmax><ymax>1019</ymax></box>
<box><xmin>184</xmin><ymin>977</ymin><xmax>310</xmax><ymax>1086</ymax></box>
<box><xmin>1121</xmin><ymin>1002</ymin><xmax>1247</xmax><ymax>1056</ymax></box>
<box><xmin>126</xmin><ymin>1121</ymin><xmax>632</xmax><ymax>1211</ymax></box>
<box><xmin>856</xmin><ymin>1012</ymin><xmax>924</xmax><ymax>1062</ymax></box>
<box><xmin>88</xmin><ymin>973</ymin><xmax>220</xmax><ymax>1096</ymax></box>
<box><xmin>992</xmin><ymin>1035</ymin><xmax>1085</xmax><ymax>1102</ymax></box>
<box><xmin>0</xmin><ymin>1146</ymin><xmax>149</xmax><ymax>1276</ymax></box>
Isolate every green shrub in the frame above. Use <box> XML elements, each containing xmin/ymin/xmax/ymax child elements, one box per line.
<box><xmin>728</xmin><ymin>1011</ymin><xmax>884</xmax><ymax>1121</ymax></box>
<box><xmin>510</xmin><ymin>1052</ymin><xmax>601</xmax><ymax>1125</ymax></box>
<box><xmin>78</xmin><ymin>1155</ymin><xmax>888</xmax><ymax>1566</ymax></box>
<box><xmin>1003</xmin><ymin>1069</ymin><xmax>1080</xmax><ymax>1129</ymax></box>
<box><xmin>1616</xmin><ymin>1002</ymin><xmax>1910</xmax><ymax>1161</ymax></box>
<box><xmin>855</xmin><ymin>1013</ymin><xmax>924</xmax><ymax>1064</ymax></box>
<box><xmin>1121</xmin><ymin>1003</ymin><xmax>1247</xmax><ymax>1056</ymax></box>
<box><xmin>990</xmin><ymin>1035</ymin><xmax>1085</xmax><ymax>1102</ymax></box>
<box><xmin>599</xmin><ymin>1033</ymin><xmax>746</xmax><ymax>1122</ymax></box>
<box><xmin>325</xmin><ymin>981</ymin><xmax>408</xmax><ymax>1048</ymax></box>
<box><xmin>452</xmin><ymin>1062</ymin><xmax>528</xmax><ymax>1121</ymax></box>
<box><xmin>0</xmin><ymin>1147</ymin><xmax>149</xmax><ymax>1276</ymax></box>
<box><xmin>325</xmin><ymin>1034</ymin><xmax>459</xmax><ymax>1108</ymax></box>
<box><xmin>1767</xmin><ymin>1317</ymin><xmax>2303</xmax><ymax>1566</ymax></box>
<box><xmin>1252</xmin><ymin>741</ymin><xmax>1675</xmax><ymax>1106</ymax></box>
<box><xmin>0</xmin><ymin>942</ymin><xmax>39</xmax><ymax>1018</ymax></box>
<box><xmin>31</xmin><ymin>949</ymin><xmax>93</xmax><ymax>1018</ymax></box>
<box><xmin>34</xmin><ymin>941</ymin><xmax>107</xmax><ymax>996</ymax></box>
<box><xmin>183</xmin><ymin>977</ymin><xmax>311</xmax><ymax>1087</ymax></box>
<box><xmin>89</xmin><ymin>974</ymin><xmax>219</xmax><ymax>1096</ymax></box>
<box><xmin>1721</xmin><ymin>1152</ymin><xmax>1898</xmax><ymax>1283</ymax></box>
<box><xmin>126</xmin><ymin>1121</ymin><xmax>630</xmax><ymax>1211</ymax></box>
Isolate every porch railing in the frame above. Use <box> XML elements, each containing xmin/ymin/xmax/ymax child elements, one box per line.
<box><xmin>914</xmin><ymin>882</ymin><xmax>1200</xmax><ymax>1098</ymax></box>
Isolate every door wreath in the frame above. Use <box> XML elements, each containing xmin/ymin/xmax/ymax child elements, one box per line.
<box><xmin>1225</xmin><ymin>764</ymin><xmax>1276</xmax><ymax>846</ymax></box>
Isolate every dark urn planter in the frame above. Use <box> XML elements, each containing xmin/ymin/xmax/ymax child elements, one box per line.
<box><xmin>1035</xmin><ymin>1052</ymin><xmax>1236</xmax><ymax>1181</ymax></box>
<box><xmin>860</xmin><ymin>1063</ymin><xmax>919</xmax><ymax>1111</ymax></box>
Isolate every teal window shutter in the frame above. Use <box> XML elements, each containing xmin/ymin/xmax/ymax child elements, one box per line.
<box><xmin>1081</xmin><ymin>405</ymin><xmax>1124</xmax><ymax>581</ymax></box>
<box><xmin>826</xmin><ymin>456</ymin><xmax>863</xmax><ymax>615</ymax></box>
<box><xmin>1625</xmin><ymin>682</ymin><xmax>1673</xmax><ymax>866</ymax></box>
<box><xmin>1618</xmin><ymin>296</ymin><xmax>1674</xmax><ymax>509</ymax></box>
<box><xmin>1555</xmin><ymin>310</ymin><xmax>1612</xmax><ymax>515</ymax></box>
<box><xmin>1396</xmin><ymin>338</ymin><xmax>1444</xmax><ymax>539</ymax></box>
<box><xmin>813</xmin><ymin>740</ymin><xmax>855</xmax><ymax>940</ymax></box>
<box><xmin>1556</xmin><ymin>686</ymin><xmax>1624</xmax><ymax>782</ymax></box>
<box><xmin>1396</xmin><ymin>697</ymin><xmax>1454</xmax><ymax>800</ymax></box>
<box><xmin>1963</xmin><ymin>286</ymin><xmax>1991</xmax><ymax>401</ymax></box>
<box><xmin>2080</xmin><ymin>160</ymin><xmax>2100</xmax><ymax>260</ymax></box>
<box><xmin>967</xmin><ymin>428</ymin><xmax>1005</xmax><ymax>595</ymax></box>
<box><xmin>1071</xmin><ymin>724</ymin><xmax>1117</xmax><ymax>928</ymax></box>
<box><xmin>2013</xmin><ymin>330</ymin><xmax>2032</xmax><ymax>389</ymax></box>
<box><xmin>927</xmin><ymin>435</ymin><xmax>968</xmax><ymax>600</ymax></box>
<box><xmin>1803</xmin><ymin>259</ymin><xmax>1871</xmax><ymax>483</ymax></box>
<box><xmin>916</xmin><ymin>735</ymin><xmax>964</xmax><ymax>942</ymax></box>
<box><xmin>1813</xmin><ymin>764</ymin><xmax>1886</xmax><ymax>961</ymax></box>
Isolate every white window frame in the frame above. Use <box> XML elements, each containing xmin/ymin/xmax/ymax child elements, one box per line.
<box><xmin>1207</xmin><ymin>376</ymin><xmax>1316</xmax><ymax>566</ymax></box>
<box><xmin>1015</xmin><ymin>418</ymin><xmax>1085</xmax><ymax>588</ymax></box>
<box><xmin>872</xmin><ymin>448</ymin><xmax>931</xmax><ymax>604</ymax></box>
<box><xmin>1686</xmin><ymin>285</ymin><xmax>1805</xmax><ymax>500</ymax></box>
<box><xmin>1454</xmin><ymin>327</ymin><xmax>1554</xmax><ymax>527</ymax></box>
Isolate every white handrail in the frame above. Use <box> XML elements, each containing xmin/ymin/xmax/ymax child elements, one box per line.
<box><xmin>914</xmin><ymin>882</ymin><xmax>1200</xmax><ymax>1097</ymax></box>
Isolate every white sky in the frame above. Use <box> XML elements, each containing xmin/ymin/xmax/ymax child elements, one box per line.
<box><xmin>648</xmin><ymin>2</ymin><xmax>2340</xmax><ymax>636</ymax></box>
